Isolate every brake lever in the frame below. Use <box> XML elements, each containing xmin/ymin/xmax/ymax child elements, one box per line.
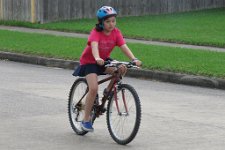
<box><xmin>127</xmin><ymin>62</ymin><xmax>140</xmax><ymax>69</ymax></box>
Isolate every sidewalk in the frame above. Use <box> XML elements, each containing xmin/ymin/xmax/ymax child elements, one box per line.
<box><xmin>1</xmin><ymin>25</ymin><xmax>225</xmax><ymax>52</ymax></box>
<box><xmin>0</xmin><ymin>26</ymin><xmax>225</xmax><ymax>90</ymax></box>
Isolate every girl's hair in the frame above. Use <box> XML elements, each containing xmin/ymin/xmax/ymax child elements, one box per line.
<box><xmin>95</xmin><ymin>20</ymin><xmax>104</xmax><ymax>32</ymax></box>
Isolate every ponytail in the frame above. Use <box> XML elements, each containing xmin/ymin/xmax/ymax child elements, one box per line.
<box><xmin>95</xmin><ymin>19</ymin><xmax>104</xmax><ymax>32</ymax></box>
<box><xmin>95</xmin><ymin>23</ymin><xmax>103</xmax><ymax>32</ymax></box>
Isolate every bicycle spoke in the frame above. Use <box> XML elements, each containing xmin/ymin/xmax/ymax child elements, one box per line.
<box><xmin>111</xmin><ymin>92</ymin><xmax>134</xmax><ymax>138</ymax></box>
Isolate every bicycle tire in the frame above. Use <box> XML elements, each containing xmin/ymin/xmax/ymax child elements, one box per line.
<box><xmin>68</xmin><ymin>78</ymin><xmax>96</xmax><ymax>135</ymax></box>
<box><xmin>106</xmin><ymin>84</ymin><xmax>141</xmax><ymax>145</ymax></box>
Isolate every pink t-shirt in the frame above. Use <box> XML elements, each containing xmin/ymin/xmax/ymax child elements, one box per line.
<box><xmin>79</xmin><ymin>28</ymin><xmax>126</xmax><ymax>65</ymax></box>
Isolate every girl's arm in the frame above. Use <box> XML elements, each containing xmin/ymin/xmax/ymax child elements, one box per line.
<box><xmin>91</xmin><ymin>41</ymin><xmax>104</xmax><ymax>65</ymax></box>
<box><xmin>120</xmin><ymin>44</ymin><xmax>142</xmax><ymax>66</ymax></box>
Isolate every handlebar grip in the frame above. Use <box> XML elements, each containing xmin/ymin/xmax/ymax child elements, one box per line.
<box><xmin>104</xmin><ymin>60</ymin><xmax>111</xmax><ymax>66</ymax></box>
<box><xmin>130</xmin><ymin>61</ymin><xmax>136</xmax><ymax>66</ymax></box>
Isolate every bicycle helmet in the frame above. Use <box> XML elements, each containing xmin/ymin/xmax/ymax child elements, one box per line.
<box><xmin>96</xmin><ymin>6</ymin><xmax>117</xmax><ymax>20</ymax></box>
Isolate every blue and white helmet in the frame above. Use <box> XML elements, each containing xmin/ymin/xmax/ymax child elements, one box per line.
<box><xmin>96</xmin><ymin>6</ymin><xmax>117</xmax><ymax>20</ymax></box>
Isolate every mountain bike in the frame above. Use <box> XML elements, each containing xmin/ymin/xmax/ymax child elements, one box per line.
<box><xmin>68</xmin><ymin>60</ymin><xmax>141</xmax><ymax>145</ymax></box>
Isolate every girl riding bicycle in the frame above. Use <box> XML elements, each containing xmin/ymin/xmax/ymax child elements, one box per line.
<box><xmin>73</xmin><ymin>6</ymin><xmax>142</xmax><ymax>132</ymax></box>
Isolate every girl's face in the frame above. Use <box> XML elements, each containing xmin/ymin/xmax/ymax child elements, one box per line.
<box><xmin>103</xmin><ymin>16</ymin><xmax>116</xmax><ymax>32</ymax></box>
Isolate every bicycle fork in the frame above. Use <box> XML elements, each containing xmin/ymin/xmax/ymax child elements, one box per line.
<box><xmin>114</xmin><ymin>85</ymin><xmax>129</xmax><ymax>116</ymax></box>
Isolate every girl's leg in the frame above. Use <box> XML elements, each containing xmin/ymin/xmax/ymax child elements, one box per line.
<box><xmin>83</xmin><ymin>73</ymin><xmax>98</xmax><ymax>122</ymax></box>
<box><xmin>104</xmin><ymin>65</ymin><xmax>127</xmax><ymax>92</ymax></box>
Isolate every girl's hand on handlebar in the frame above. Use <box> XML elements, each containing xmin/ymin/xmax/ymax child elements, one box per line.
<box><xmin>95</xmin><ymin>57</ymin><xmax>104</xmax><ymax>66</ymax></box>
<box><xmin>132</xmin><ymin>59</ymin><xmax>142</xmax><ymax>67</ymax></box>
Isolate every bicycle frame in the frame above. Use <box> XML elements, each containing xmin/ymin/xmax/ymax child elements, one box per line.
<box><xmin>75</xmin><ymin>70</ymin><xmax>128</xmax><ymax>117</ymax></box>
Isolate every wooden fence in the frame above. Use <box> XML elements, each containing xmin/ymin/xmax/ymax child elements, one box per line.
<box><xmin>0</xmin><ymin>0</ymin><xmax>43</xmax><ymax>23</ymax></box>
<box><xmin>0</xmin><ymin>0</ymin><xmax>225</xmax><ymax>23</ymax></box>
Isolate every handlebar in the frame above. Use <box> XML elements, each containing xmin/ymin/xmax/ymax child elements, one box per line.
<box><xmin>104</xmin><ymin>60</ymin><xmax>140</xmax><ymax>69</ymax></box>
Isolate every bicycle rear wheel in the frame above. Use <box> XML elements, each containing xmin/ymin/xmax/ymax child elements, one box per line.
<box><xmin>106</xmin><ymin>84</ymin><xmax>141</xmax><ymax>145</ymax></box>
<box><xmin>68</xmin><ymin>78</ymin><xmax>89</xmax><ymax>135</ymax></box>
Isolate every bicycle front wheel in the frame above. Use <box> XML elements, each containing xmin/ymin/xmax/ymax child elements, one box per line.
<box><xmin>106</xmin><ymin>84</ymin><xmax>141</xmax><ymax>145</ymax></box>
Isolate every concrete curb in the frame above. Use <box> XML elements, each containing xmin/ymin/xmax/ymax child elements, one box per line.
<box><xmin>1</xmin><ymin>51</ymin><xmax>225</xmax><ymax>90</ymax></box>
<box><xmin>0</xmin><ymin>51</ymin><xmax>79</xmax><ymax>69</ymax></box>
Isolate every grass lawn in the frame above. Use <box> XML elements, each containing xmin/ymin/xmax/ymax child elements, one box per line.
<box><xmin>0</xmin><ymin>29</ymin><xmax>225</xmax><ymax>78</ymax></box>
<box><xmin>0</xmin><ymin>8</ymin><xmax>225</xmax><ymax>47</ymax></box>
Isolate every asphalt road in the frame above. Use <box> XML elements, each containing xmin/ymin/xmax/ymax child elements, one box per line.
<box><xmin>1</xmin><ymin>60</ymin><xmax>225</xmax><ymax>150</ymax></box>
